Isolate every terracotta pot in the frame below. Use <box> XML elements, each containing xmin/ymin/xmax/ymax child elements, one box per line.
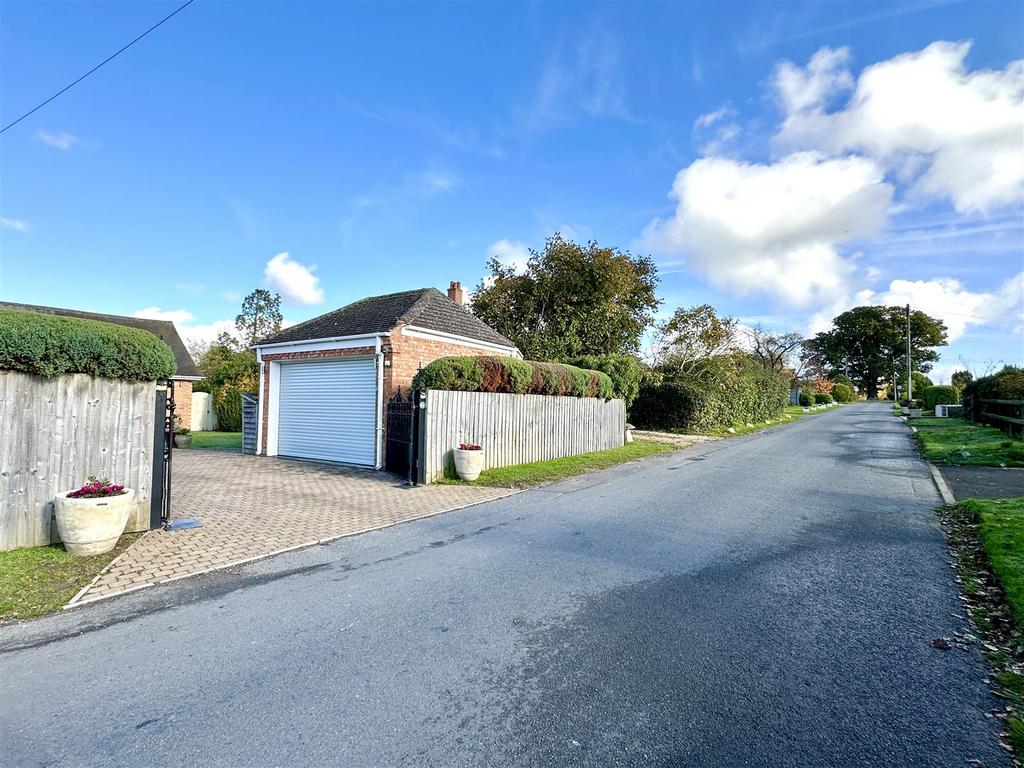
<box><xmin>453</xmin><ymin>447</ymin><xmax>485</xmax><ymax>481</ymax></box>
<box><xmin>54</xmin><ymin>489</ymin><xmax>135</xmax><ymax>556</ymax></box>
<box><xmin>174</xmin><ymin>434</ymin><xmax>192</xmax><ymax>448</ymax></box>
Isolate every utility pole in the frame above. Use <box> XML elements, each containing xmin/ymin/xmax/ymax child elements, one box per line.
<box><xmin>906</xmin><ymin>304</ymin><xmax>912</xmax><ymax>403</ymax></box>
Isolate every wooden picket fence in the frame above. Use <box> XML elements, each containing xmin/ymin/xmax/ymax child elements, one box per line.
<box><xmin>419</xmin><ymin>389</ymin><xmax>625</xmax><ymax>483</ymax></box>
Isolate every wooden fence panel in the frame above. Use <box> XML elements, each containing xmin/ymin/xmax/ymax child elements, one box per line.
<box><xmin>420</xmin><ymin>390</ymin><xmax>626</xmax><ymax>483</ymax></box>
<box><xmin>0</xmin><ymin>371</ymin><xmax>155</xmax><ymax>551</ymax></box>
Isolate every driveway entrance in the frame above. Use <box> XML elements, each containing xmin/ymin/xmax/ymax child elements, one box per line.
<box><xmin>69</xmin><ymin>451</ymin><xmax>514</xmax><ymax>605</ymax></box>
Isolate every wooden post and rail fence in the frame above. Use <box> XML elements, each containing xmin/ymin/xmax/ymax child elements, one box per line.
<box><xmin>965</xmin><ymin>393</ymin><xmax>1024</xmax><ymax>439</ymax></box>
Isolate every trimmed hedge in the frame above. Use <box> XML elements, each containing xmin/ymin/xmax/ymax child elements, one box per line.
<box><xmin>799</xmin><ymin>388</ymin><xmax>815</xmax><ymax>407</ymax></box>
<box><xmin>567</xmin><ymin>354</ymin><xmax>644</xmax><ymax>406</ymax></box>
<box><xmin>213</xmin><ymin>382</ymin><xmax>244</xmax><ymax>431</ymax></box>
<box><xmin>813</xmin><ymin>392</ymin><xmax>833</xmax><ymax>405</ymax></box>
<box><xmin>412</xmin><ymin>356</ymin><xmax>614</xmax><ymax>399</ymax></box>
<box><xmin>962</xmin><ymin>366</ymin><xmax>1024</xmax><ymax>421</ymax></box>
<box><xmin>0</xmin><ymin>308</ymin><xmax>176</xmax><ymax>381</ymax></box>
<box><xmin>630</xmin><ymin>359</ymin><xmax>790</xmax><ymax>433</ymax></box>
<box><xmin>923</xmin><ymin>384</ymin><xmax>959</xmax><ymax>410</ymax></box>
<box><xmin>831</xmin><ymin>383</ymin><xmax>854</xmax><ymax>403</ymax></box>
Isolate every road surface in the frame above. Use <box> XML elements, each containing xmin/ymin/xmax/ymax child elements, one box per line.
<box><xmin>0</xmin><ymin>402</ymin><xmax>1009</xmax><ymax>767</ymax></box>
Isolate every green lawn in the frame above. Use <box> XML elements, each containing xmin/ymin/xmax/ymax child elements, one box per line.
<box><xmin>0</xmin><ymin>534</ymin><xmax>139</xmax><ymax>622</ymax></box>
<box><xmin>188</xmin><ymin>431</ymin><xmax>242</xmax><ymax>451</ymax></box>
<box><xmin>464</xmin><ymin>440</ymin><xmax>677</xmax><ymax>488</ymax></box>
<box><xmin>913</xmin><ymin>417</ymin><xmax>1024</xmax><ymax>467</ymax></box>
<box><xmin>963</xmin><ymin>497</ymin><xmax>1024</xmax><ymax>628</ymax></box>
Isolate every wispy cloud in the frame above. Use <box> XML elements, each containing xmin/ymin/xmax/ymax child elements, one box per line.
<box><xmin>0</xmin><ymin>217</ymin><xmax>30</xmax><ymax>232</ymax></box>
<box><xmin>352</xmin><ymin>168</ymin><xmax>461</xmax><ymax>209</ymax></box>
<box><xmin>36</xmin><ymin>130</ymin><xmax>79</xmax><ymax>151</ymax></box>
<box><xmin>175</xmin><ymin>282</ymin><xmax>207</xmax><ymax>295</ymax></box>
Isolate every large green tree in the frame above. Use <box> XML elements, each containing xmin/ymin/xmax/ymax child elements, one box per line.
<box><xmin>235</xmin><ymin>289</ymin><xmax>282</xmax><ymax>347</ymax></box>
<box><xmin>804</xmin><ymin>306</ymin><xmax>947</xmax><ymax>399</ymax></box>
<box><xmin>472</xmin><ymin>235</ymin><xmax>660</xmax><ymax>360</ymax></box>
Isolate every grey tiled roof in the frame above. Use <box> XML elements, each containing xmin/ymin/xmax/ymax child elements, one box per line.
<box><xmin>258</xmin><ymin>288</ymin><xmax>516</xmax><ymax>349</ymax></box>
<box><xmin>0</xmin><ymin>301</ymin><xmax>201</xmax><ymax>378</ymax></box>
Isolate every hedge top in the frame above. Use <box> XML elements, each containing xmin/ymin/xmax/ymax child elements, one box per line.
<box><xmin>0</xmin><ymin>308</ymin><xmax>177</xmax><ymax>381</ymax></box>
<box><xmin>412</xmin><ymin>356</ymin><xmax>616</xmax><ymax>400</ymax></box>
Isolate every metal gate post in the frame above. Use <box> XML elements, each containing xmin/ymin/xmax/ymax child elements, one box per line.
<box><xmin>150</xmin><ymin>386</ymin><xmax>166</xmax><ymax>529</ymax></box>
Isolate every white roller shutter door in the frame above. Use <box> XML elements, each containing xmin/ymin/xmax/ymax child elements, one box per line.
<box><xmin>277</xmin><ymin>358</ymin><xmax>377</xmax><ymax>466</ymax></box>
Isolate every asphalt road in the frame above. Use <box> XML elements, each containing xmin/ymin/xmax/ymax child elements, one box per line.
<box><xmin>0</xmin><ymin>402</ymin><xmax>1010</xmax><ymax>767</ymax></box>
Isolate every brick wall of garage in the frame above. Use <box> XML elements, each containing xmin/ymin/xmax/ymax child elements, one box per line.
<box><xmin>173</xmin><ymin>380</ymin><xmax>193</xmax><ymax>431</ymax></box>
<box><xmin>382</xmin><ymin>326</ymin><xmax>515</xmax><ymax>402</ymax></box>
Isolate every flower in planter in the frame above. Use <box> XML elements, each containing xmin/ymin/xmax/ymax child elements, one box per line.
<box><xmin>458</xmin><ymin>443</ymin><xmax>482</xmax><ymax>451</ymax></box>
<box><xmin>67</xmin><ymin>476</ymin><xmax>127</xmax><ymax>499</ymax></box>
<box><xmin>173</xmin><ymin>416</ymin><xmax>191</xmax><ymax>436</ymax></box>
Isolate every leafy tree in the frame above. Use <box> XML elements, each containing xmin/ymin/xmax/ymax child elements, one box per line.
<box><xmin>472</xmin><ymin>234</ymin><xmax>659</xmax><ymax>360</ymax></box>
<box><xmin>951</xmin><ymin>369</ymin><xmax>973</xmax><ymax>391</ymax></box>
<box><xmin>743</xmin><ymin>324</ymin><xmax>804</xmax><ymax>374</ymax></box>
<box><xmin>804</xmin><ymin>306</ymin><xmax>947</xmax><ymax>399</ymax></box>
<box><xmin>235</xmin><ymin>289</ymin><xmax>282</xmax><ymax>348</ymax></box>
<box><xmin>652</xmin><ymin>304</ymin><xmax>737</xmax><ymax>381</ymax></box>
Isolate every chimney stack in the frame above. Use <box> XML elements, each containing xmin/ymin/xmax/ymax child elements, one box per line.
<box><xmin>447</xmin><ymin>281</ymin><xmax>465</xmax><ymax>305</ymax></box>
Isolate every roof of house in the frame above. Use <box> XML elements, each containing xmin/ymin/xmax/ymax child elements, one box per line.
<box><xmin>0</xmin><ymin>301</ymin><xmax>201</xmax><ymax>379</ymax></box>
<box><xmin>257</xmin><ymin>288</ymin><xmax>516</xmax><ymax>349</ymax></box>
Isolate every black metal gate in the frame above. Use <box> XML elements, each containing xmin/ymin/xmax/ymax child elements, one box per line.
<box><xmin>150</xmin><ymin>380</ymin><xmax>174</xmax><ymax>529</ymax></box>
<box><xmin>384</xmin><ymin>390</ymin><xmax>421</xmax><ymax>484</ymax></box>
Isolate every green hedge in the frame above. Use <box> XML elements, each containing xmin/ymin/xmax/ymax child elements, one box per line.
<box><xmin>0</xmin><ymin>308</ymin><xmax>176</xmax><ymax>381</ymax></box>
<box><xmin>213</xmin><ymin>383</ymin><xmax>245</xmax><ymax>431</ymax></box>
<box><xmin>567</xmin><ymin>354</ymin><xmax>644</xmax><ymax>406</ymax></box>
<box><xmin>799</xmin><ymin>388</ymin><xmax>815</xmax><ymax>407</ymax></box>
<box><xmin>962</xmin><ymin>366</ymin><xmax>1024</xmax><ymax>421</ymax></box>
<box><xmin>630</xmin><ymin>360</ymin><xmax>790</xmax><ymax>432</ymax></box>
<box><xmin>923</xmin><ymin>384</ymin><xmax>959</xmax><ymax>410</ymax></box>
<box><xmin>813</xmin><ymin>392</ymin><xmax>833</xmax><ymax>405</ymax></box>
<box><xmin>831</xmin><ymin>383</ymin><xmax>854</xmax><ymax>403</ymax></box>
<box><xmin>412</xmin><ymin>356</ymin><xmax>614</xmax><ymax>399</ymax></box>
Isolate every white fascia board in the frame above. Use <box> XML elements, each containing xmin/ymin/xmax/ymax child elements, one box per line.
<box><xmin>400</xmin><ymin>325</ymin><xmax>521</xmax><ymax>357</ymax></box>
<box><xmin>256</xmin><ymin>333</ymin><xmax>385</xmax><ymax>355</ymax></box>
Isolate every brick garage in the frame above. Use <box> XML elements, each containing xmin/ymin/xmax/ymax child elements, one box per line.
<box><xmin>255</xmin><ymin>284</ymin><xmax>518</xmax><ymax>467</ymax></box>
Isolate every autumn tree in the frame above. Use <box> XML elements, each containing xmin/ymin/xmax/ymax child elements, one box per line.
<box><xmin>471</xmin><ymin>235</ymin><xmax>659</xmax><ymax>361</ymax></box>
<box><xmin>804</xmin><ymin>306</ymin><xmax>948</xmax><ymax>399</ymax></box>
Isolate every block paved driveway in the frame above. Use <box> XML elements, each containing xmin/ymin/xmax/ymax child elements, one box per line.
<box><xmin>71</xmin><ymin>451</ymin><xmax>514</xmax><ymax>605</ymax></box>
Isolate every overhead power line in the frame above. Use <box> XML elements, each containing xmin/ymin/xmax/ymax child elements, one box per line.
<box><xmin>0</xmin><ymin>0</ymin><xmax>197</xmax><ymax>135</ymax></box>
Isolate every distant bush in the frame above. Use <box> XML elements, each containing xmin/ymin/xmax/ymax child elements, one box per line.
<box><xmin>0</xmin><ymin>308</ymin><xmax>176</xmax><ymax>381</ymax></box>
<box><xmin>831</xmin><ymin>383</ymin><xmax>854</xmax><ymax>403</ymax></box>
<box><xmin>813</xmin><ymin>392</ymin><xmax>833</xmax><ymax>405</ymax></box>
<box><xmin>630</xmin><ymin>356</ymin><xmax>789</xmax><ymax>432</ymax></box>
<box><xmin>923</xmin><ymin>385</ymin><xmax>959</xmax><ymax>410</ymax></box>
<box><xmin>412</xmin><ymin>356</ymin><xmax>613</xmax><ymax>399</ymax></box>
<box><xmin>212</xmin><ymin>383</ymin><xmax>245</xmax><ymax>431</ymax></box>
<box><xmin>799</xmin><ymin>388</ymin><xmax>816</xmax><ymax>407</ymax></box>
<box><xmin>567</xmin><ymin>354</ymin><xmax>645</xmax><ymax>406</ymax></box>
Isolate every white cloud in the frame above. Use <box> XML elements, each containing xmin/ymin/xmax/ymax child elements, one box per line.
<box><xmin>774</xmin><ymin>46</ymin><xmax>853</xmax><ymax>115</ymax></box>
<box><xmin>132</xmin><ymin>307</ymin><xmax>236</xmax><ymax>349</ymax></box>
<box><xmin>693</xmin><ymin>106</ymin><xmax>741</xmax><ymax>155</ymax></box>
<box><xmin>864</xmin><ymin>272</ymin><xmax>1024</xmax><ymax>342</ymax></box>
<box><xmin>642</xmin><ymin>151</ymin><xmax>893</xmax><ymax>306</ymax></box>
<box><xmin>175</xmin><ymin>282</ymin><xmax>206</xmax><ymax>295</ymax></box>
<box><xmin>36</xmin><ymin>130</ymin><xmax>79</xmax><ymax>151</ymax></box>
<box><xmin>0</xmin><ymin>217</ymin><xmax>30</xmax><ymax>232</ymax></box>
<box><xmin>775</xmin><ymin>41</ymin><xmax>1024</xmax><ymax>213</ymax></box>
<box><xmin>133</xmin><ymin>307</ymin><xmax>195</xmax><ymax>324</ymax></box>
<box><xmin>487</xmin><ymin>239</ymin><xmax>532</xmax><ymax>274</ymax></box>
<box><xmin>264</xmin><ymin>252</ymin><xmax>324</xmax><ymax>306</ymax></box>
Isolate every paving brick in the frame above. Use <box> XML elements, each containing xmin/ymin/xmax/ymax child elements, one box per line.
<box><xmin>76</xmin><ymin>451</ymin><xmax>512</xmax><ymax>603</ymax></box>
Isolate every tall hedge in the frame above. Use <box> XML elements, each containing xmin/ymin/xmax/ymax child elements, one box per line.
<box><xmin>962</xmin><ymin>366</ymin><xmax>1024</xmax><ymax>421</ymax></box>
<box><xmin>630</xmin><ymin>358</ymin><xmax>789</xmax><ymax>433</ymax></box>
<box><xmin>412</xmin><ymin>356</ymin><xmax>614</xmax><ymax>399</ymax></box>
<box><xmin>212</xmin><ymin>383</ymin><xmax>245</xmax><ymax>431</ymax></box>
<box><xmin>0</xmin><ymin>308</ymin><xmax>176</xmax><ymax>381</ymax></box>
<box><xmin>567</xmin><ymin>354</ymin><xmax>644</xmax><ymax>406</ymax></box>
<box><xmin>831</xmin><ymin>383</ymin><xmax>854</xmax><ymax>403</ymax></box>
<box><xmin>923</xmin><ymin>384</ymin><xmax>959</xmax><ymax>410</ymax></box>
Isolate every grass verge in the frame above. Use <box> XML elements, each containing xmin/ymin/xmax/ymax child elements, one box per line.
<box><xmin>912</xmin><ymin>417</ymin><xmax>1024</xmax><ymax>467</ymax></box>
<box><xmin>0</xmin><ymin>534</ymin><xmax>140</xmax><ymax>623</ymax></box>
<box><xmin>188</xmin><ymin>431</ymin><xmax>242</xmax><ymax>451</ymax></box>
<box><xmin>704</xmin><ymin>404</ymin><xmax>838</xmax><ymax>437</ymax></box>
<box><xmin>461</xmin><ymin>440</ymin><xmax>677</xmax><ymax>488</ymax></box>
<box><xmin>940</xmin><ymin>498</ymin><xmax>1024</xmax><ymax>758</ymax></box>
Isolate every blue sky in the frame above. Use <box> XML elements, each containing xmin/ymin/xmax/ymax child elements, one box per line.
<box><xmin>1</xmin><ymin>0</ymin><xmax>1022</xmax><ymax>380</ymax></box>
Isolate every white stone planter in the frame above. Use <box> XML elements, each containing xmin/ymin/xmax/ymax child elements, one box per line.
<box><xmin>909</xmin><ymin>408</ymin><xmax>924</xmax><ymax>418</ymax></box>
<box><xmin>453</xmin><ymin>447</ymin><xmax>485</xmax><ymax>481</ymax></box>
<box><xmin>901</xmin><ymin>407</ymin><xmax>910</xmax><ymax>415</ymax></box>
<box><xmin>54</xmin><ymin>489</ymin><xmax>135</xmax><ymax>556</ymax></box>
